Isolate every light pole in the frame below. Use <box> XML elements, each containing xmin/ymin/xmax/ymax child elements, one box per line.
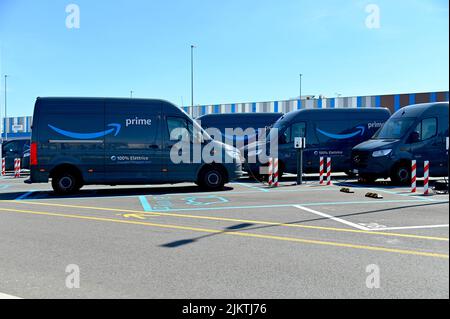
<box><xmin>4</xmin><ymin>75</ymin><xmax>7</xmax><ymax>141</ymax></box>
<box><xmin>130</xmin><ymin>90</ymin><xmax>133</xmax><ymax>99</ymax></box>
<box><xmin>299</xmin><ymin>74</ymin><xmax>303</xmax><ymax>99</ymax></box>
<box><xmin>190</xmin><ymin>45</ymin><xmax>196</xmax><ymax>116</ymax></box>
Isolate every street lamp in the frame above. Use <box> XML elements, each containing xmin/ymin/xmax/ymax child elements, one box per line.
<box><xmin>4</xmin><ymin>75</ymin><xmax>7</xmax><ymax>141</ymax></box>
<box><xmin>191</xmin><ymin>45</ymin><xmax>196</xmax><ymax>116</ymax></box>
<box><xmin>299</xmin><ymin>74</ymin><xmax>303</xmax><ymax>99</ymax></box>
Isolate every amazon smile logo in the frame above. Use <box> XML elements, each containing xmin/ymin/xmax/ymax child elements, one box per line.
<box><xmin>316</xmin><ymin>126</ymin><xmax>366</xmax><ymax>140</ymax></box>
<box><xmin>48</xmin><ymin>123</ymin><xmax>121</xmax><ymax>139</ymax></box>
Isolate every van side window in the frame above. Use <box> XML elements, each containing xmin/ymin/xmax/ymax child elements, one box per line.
<box><xmin>280</xmin><ymin>126</ymin><xmax>291</xmax><ymax>144</ymax></box>
<box><xmin>411</xmin><ymin>118</ymin><xmax>437</xmax><ymax>142</ymax></box>
<box><xmin>167</xmin><ymin>117</ymin><xmax>191</xmax><ymax>141</ymax></box>
<box><xmin>279</xmin><ymin>122</ymin><xmax>306</xmax><ymax>144</ymax></box>
<box><xmin>291</xmin><ymin>122</ymin><xmax>306</xmax><ymax>140</ymax></box>
<box><xmin>421</xmin><ymin>118</ymin><xmax>437</xmax><ymax>140</ymax></box>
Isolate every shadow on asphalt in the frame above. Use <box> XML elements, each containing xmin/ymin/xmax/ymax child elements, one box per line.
<box><xmin>0</xmin><ymin>185</ymin><xmax>235</xmax><ymax>201</ymax></box>
<box><xmin>160</xmin><ymin>201</ymin><xmax>448</xmax><ymax>248</ymax></box>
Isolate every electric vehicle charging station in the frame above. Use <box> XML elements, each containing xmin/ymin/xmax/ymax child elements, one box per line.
<box><xmin>295</xmin><ymin>137</ymin><xmax>306</xmax><ymax>185</ymax></box>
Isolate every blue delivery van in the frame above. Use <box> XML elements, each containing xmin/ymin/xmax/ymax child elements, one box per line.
<box><xmin>196</xmin><ymin>113</ymin><xmax>283</xmax><ymax>149</ymax></box>
<box><xmin>244</xmin><ymin>108</ymin><xmax>391</xmax><ymax>177</ymax></box>
<box><xmin>26</xmin><ymin>97</ymin><xmax>243</xmax><ymax>194</ymax></box>
<box><xmin>352</xmin><ymin>102</ymin><xmax>449</xmax><ymax>184</ymax></box>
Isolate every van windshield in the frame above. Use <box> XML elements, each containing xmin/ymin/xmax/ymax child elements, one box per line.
<box><xmin>268</xmin><ymin>119</ymin><xmax>288</xmax><ymax>142</ymax></box>
<box><xmin>373</xmin><ymin>118</ymin><xmax>415</xmax><ymax>139</ymax></box>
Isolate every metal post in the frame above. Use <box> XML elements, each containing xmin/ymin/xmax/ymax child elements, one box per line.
<box><xmin>297</xmin><ymin>148</ymin><xmax>303</xmax><ymax>185</ymax></box>
<box><xmin>299</xmin><ymin>74</ymin><xmax>302</xmax><ymax>99</ymax></box>
<box><xmin>4</xmin><ymin>74</ymin><xmax>7</xmax><ymax>141</ymax></box>
<box><xmin>191</xmin><ymin>45</ymin><xmax>195</xmax><ymax>117</ymax></box>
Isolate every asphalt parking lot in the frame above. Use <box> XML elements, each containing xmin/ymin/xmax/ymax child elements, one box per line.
<box><xmin>0</xmin><ymin>173</ymin><xmax>448</xmax><ymax>299</ymax></box>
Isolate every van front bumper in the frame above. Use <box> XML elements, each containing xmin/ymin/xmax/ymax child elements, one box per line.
<box><xmin>351</xmin><ymin>151</ymin><xmax>392</xmax><ymax>178</ymax></box>
<box><xmin>227</xmin><ymin>163</ymin><xmax>244</xmax><ymax>181</ymax></box>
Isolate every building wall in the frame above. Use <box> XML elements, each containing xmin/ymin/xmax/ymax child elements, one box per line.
<box><xmin>1</xmin><ymin>117</ymin><xmax>33</xmax><ymax>139</ymax></box>
<box><xmin>183</xmin><ymin>91</ymin><xmax>449</xmax><ymax>118</ymax></box>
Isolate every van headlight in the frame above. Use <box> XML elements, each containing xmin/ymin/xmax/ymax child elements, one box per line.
<box><xmin>372</xmin><ymin>149</ymin><xmax>392</xmax><ymax>157</ymax></box>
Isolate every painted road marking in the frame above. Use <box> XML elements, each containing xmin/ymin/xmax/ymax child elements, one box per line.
<box><xmin>0</xmin><ymin>207</ymin><xmax>447</xmax><ymax>259</ymax></box>
<box><xmin>373</xmin><ymin>224</ymin><xmax>449</xmax><ymax>231</ymax></box>
<box><xmin>138</xmin><ymin>196</ymin><xmax>152</xmax><ymax>211</ymax></box>
<box><xmin>294</xmin><ymin>205</ymin><xmax>370</xmax><ymax>231</ymax></box>
<box><xmin>127</xmin><ymin>199</ymin><xmax>448</xmax><ymax>213</ymax></box>
<box><xmin>234</xmin><ymin>182</ymin><xmax>270</xmax><ymax>192</ymax></box>
<box><xmin>0</xmin><ymin>292</ymin><xmax>22</xmax><ymax>299</ymax></box>
<box><xmin>122</xmin><ymin>213</ymin><xmax>149</xmax><ymax>220</ymax></box>
<box><xmin>5</xmin><ymin>200</ymin><xmax>449</xmax><ymax>242</ymax></box>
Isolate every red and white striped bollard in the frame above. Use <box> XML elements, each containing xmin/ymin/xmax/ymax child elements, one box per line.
<box><xmin>423</xmin><ymin>160</ymin><xmax>430</xmax><ymax>195</ymax></box>
<box><xmin>14</xmin><ymin>158</ymin><xmax>21</xmax><ymax>178</ymax></box>
<box><xmin>1</xmin><ymin>157</ymin><xmax>5</xmax><ymax>176</ymax></box>
<box><xmin>411</xmin><ymin>160</ymin><xmax>417</xmax><ymax>193</ymax></box>
<box><xmin>273</xmin><ymin>158</ymin><xmax>279</xmax><ymax>188</ymax></box>
<box><xmin>319</xmin><ymin>157</ymin><xmax>324</xmax><ymax>185</ymax></box>
<box><xmin>268</xmin><ymin>158</ymin><xmax>273</xmax><ymax>187</ymax></box>
<box><xmin>326</xmin><ymin>157</ymin><xmax>332</xmax><ymax>186</ymax></box>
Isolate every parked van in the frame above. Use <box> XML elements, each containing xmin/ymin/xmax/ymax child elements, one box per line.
<box><xmin>352</xmin><ymin>102</ymin><xmax>449</xmax><ymax>184</ymax></box>
<box><xmin>26</xmin><ymin>97</ymin><xmax>243</xmax><ymax>194</ymax></box>
<box><xmin>197</xmin><ymin>113</ymin><xmax>283</xmax><ymax>148</ymax></box>
<box><xmin>244</xmin><ymin>108</ymin><xmax>391</xmax><ymax>177</ymax></box>
<box><xmin>1</xmin><ymin>138</ymin><xmax>30</xmax><ymax>171</ymax></box>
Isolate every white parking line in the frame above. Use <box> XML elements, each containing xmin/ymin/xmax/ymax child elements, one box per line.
<box><xmin>0</xmin><ymin>292</ymin><xmax>22</xmax><ymax>299</ymax></box>
<box><xmin>373</xmin><ymin>224</ymin><xmax>449</xmax><ymax>231</ymax></box>
<box><xmin>294</xmin><ymin>205</ymin><xmax>370</xmax><ymax>230</ymax></box>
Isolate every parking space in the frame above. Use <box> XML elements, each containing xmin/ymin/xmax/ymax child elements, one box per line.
<box><xmin>0</xmin><ymin>174</ymin><xmax>448</xmax><ymax>298</ymax></box>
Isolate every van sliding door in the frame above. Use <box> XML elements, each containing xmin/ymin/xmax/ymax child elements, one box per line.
<box><xmin>104</xmin><ymin>100</ymin><xmax>163</xmax><ymax>184</ymax></box>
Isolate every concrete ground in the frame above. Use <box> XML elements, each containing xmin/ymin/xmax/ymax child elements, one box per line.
<box><xmin>0</xmin><ymin>173</ymin><xmax>448</xmax><ymax>299</ymax></box>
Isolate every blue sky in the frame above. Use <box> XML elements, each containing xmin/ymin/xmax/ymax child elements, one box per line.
<box><xmin>0</xmin><ymin>0</ymin><xmax>448</xmax><ymax>117</ymax></box>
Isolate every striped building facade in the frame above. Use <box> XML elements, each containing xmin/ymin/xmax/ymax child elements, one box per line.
<box><xmin>1</xmin><ymin>116</ymin><xmax>33</xmax><ymax>139</ymax></box>
<box><xmin>1</xmin><ymin>91</ymin><xmax>448</xmax><ymax>140</ymax></box>
<box><xmin>182</xmin><ymin>91</ymin><xmax>449</xmax><ymax>118</ymax></box>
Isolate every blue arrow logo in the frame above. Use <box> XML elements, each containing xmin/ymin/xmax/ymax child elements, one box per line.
<box><xmin>48</xmin><ymin>123</ymin><xmax>121</xmax><ymax>139</ymax></box>
<box><xmin>316</xmin><ymin>125</ymin><xmax>365</xmax><ymax>140</ymax></box>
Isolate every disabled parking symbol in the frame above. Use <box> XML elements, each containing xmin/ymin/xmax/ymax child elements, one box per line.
<box><xmin>183</xmin><ymin>195</ymin><xmax>229</xmax><ymax>206</ymax></box>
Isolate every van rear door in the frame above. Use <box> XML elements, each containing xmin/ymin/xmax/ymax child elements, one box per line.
<box><xmin>104</xmin><ymin>100</ymin><xmax>163</xmax><ymax>183</ymax></box>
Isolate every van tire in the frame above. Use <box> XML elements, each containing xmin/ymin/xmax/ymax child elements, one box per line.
<box><xmin>198</xmin><ymin>166</ymin><xmax>226</xmax><ymax>191</ymax></box>
<box><xmin>51</xmin><ymin>171</ymin><xmax>82</xmax><ymax>195</ymax></box>
<box><xmin>390</xmin><ymin>163</ymin><xmax>411</xmax><ymax>186</ymax></box>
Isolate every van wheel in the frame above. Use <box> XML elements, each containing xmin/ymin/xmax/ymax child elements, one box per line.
<box><xmin>52</xmin><ymin>172</ymin><xmax>81</xmax><ymax>195</ymax></box>
<box><xmin>198</xmin><ymin>167</ymin><xmax>226</xmax><ymax>191</ymax></box>
<box><xmin>390</xmin><ymin>164</ymin><xmax>410</xmax><ymax>186</ymax></box>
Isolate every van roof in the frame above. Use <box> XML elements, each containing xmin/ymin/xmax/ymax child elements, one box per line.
<box><xmin>197</xmin><ymin>112</ymin><xmax>283</xmax><ymax>120</ymax></box>
<box><xmin>35</xmin><ymin>97</ymin><xmax>184</xmax><ymax>115</ymax></box>
<box><xmin>279</xmin><ymin>107</ymin><xmax>391</xmax><ymax>122</ymax></box>
<box><xmin>36</xmin><ymin>97</ymin><xmax>173</xmax><ymax>104</ymax></box>
<box><xmin>391</xmin><ymin>102</ymin><xmax>449</xmax><ymax>118</ymax></box>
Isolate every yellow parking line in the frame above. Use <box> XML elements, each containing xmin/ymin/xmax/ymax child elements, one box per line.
<box><xmin>4</xmin><ymin>200</ymin><xmax>449</xmax><ymax>242</ymax></box>
<box><xmin>0</xmin><ymin>207</ymin><xmax>447</xmax><ymax>259</ymax></box>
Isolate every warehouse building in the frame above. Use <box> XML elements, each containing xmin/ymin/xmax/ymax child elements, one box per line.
<box><xmin>1</xmin><ymin>90</ymin><xmax>448</xmax><ymax>140</ymax></box>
